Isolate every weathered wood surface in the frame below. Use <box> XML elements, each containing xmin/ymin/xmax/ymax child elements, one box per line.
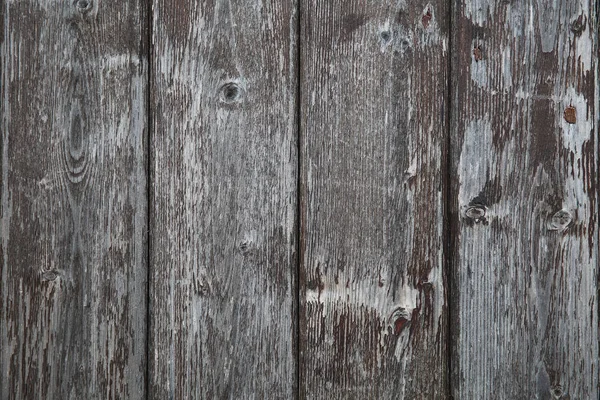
<box><xmin>149</xmin><ymin>0</ymin><xmax>298</xmax><ymax>398</ymax></box>
<box><xmin>1</xmin><ymin>0</ymin><xmax>148</xmax><ymax>399</ymax></box>
<box><xmin>299</xmin><ymin>1</ymin><xmax>449</xmax><ymax>397</ymax></box>
<box><xmin>3</xmin><ymin>0</ymin><xmax>599</xmax><ymax>398</ymax></box>
<box><xmin>450</xmin><ymin>0</ymin><xmax>598</xmax><ymax>398</ymax></box>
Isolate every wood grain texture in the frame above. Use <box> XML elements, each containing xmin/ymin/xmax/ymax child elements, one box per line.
<box><xmin>450</xmin><ymin>1</ymin><xmax>598</xmax><ymax>398</ymax></box>
<box><xmin>149</xmin><ymin>0</ymin><xmax>298</xmax><ymax>398</ymax></box>
<box><xmin>299</xmin><ymin>1</ymin><xmax>449</xmax><ymax>398</ymax></box>
<box><xmin>1</xmin><ymin>0</ymin><xmax>148</xmax><ymax>399</ymax></box>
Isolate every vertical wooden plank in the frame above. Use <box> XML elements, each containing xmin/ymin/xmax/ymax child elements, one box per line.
<box><xmin>450</xmin><ymin>0</ymin><xmax>598</xmax><ymax>398</ymax></box>
<box><xmin>300</xmin><ymin>1</ymin><xmax>449</xmax><ymax>397</ymax></box>
<box><xmin>149</xmin><ymin>1</ymin><xmax>298</xmax><ymax>398</ymax></box>
<box><xmin>1</xmin><ymin>0</ymin><xmax>147</xmax><ymax>399</ymax></box>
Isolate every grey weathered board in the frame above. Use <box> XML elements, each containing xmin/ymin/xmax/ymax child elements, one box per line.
<box><xmin>149</xmin><ymin>0</ymin><xmax>298</xmax><ymax>398</ymax></box>
<box><xmin>1</xmin><ymin>0</ymin><xmax>148</xmax><ymax>399</ymax></box>
<box><xmin>450</xmin><ymin>0</ymin><xmax>598</xmax><ymax>399</ymax></box>
<box><xmin>2</xmin><ymin>0</ymin><xmax>599</xmax><ymax>399</ymax></box>
<box><xmin>299</xmin><ymin>1</ymin><xmax>449</xmax><ymax>397</ymax></box>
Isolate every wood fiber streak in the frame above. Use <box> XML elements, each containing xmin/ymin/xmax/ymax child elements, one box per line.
<box><xmin>300</xmin><ymin>1</ymin><xmax>449</xmax><ymax>398</ymax></box>
<box><xmin>150</xmin><ymin>0</ymin><xmax>298</xmax><ymax>398</ymax></box>
<box><xmin>451</xmin><ymin>1</ymin><xmax>598</xmax><ymax>398</ymax></box>
<box><xmin>1</xmin><ymin>0</ymin><xmax>148</xmax><ymax>399</ymax></box>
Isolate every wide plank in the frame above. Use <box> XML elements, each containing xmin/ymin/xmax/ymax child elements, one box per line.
<box><xmin>450</xmin><ymin>0</ymin><xmax>598</xmax><ymax>398</ymax></box>
<box><xmin>1</xmin><ymin>0</ymin><xmax>148</xmax><ymax>398</ymax></box>
<box><xmin>149</xmin><ymin>0</ymin><xmax>298</xmax><ymax>398</ymax></box>
<box><xmin>299</xmin><ymin>1</ymin><xmax>450</xmax><ymax>397</ymax></box>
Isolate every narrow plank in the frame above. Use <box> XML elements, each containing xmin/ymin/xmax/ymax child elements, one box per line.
<box><xmin>450</xmin><ymin>1</ymin><xmax>598</xmax><ymax>398</ymax></box>
<box><xmin>300</xmin><ymin>1</ymin><xmax>449</xmax><ymax>397</ymax></box>
<box><xmin>149</xmin><ymin>1</ymin><xmax>298</xmax><ymax>398</ymax></box>
<box><xmin>1</xmin><ymin>0</ymin><xmax>148</xmax><ymax>398</ymax></box>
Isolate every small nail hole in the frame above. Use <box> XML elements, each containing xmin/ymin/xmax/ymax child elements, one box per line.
<box><xmin>473</xmin><ymin>46</ymin><xmax>483</xmax><ymax>61</ymax></box>
<box><xmin>564</xmin><ymin>106</ymin><xmax>576</xmax><ymax>124</ymax></box>
<box><xmin>380</xmin><ymin>30</ymin><xmax>392</xmax><ymax>43</ymax></box>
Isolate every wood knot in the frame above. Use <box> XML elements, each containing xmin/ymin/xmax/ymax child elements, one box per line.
<box><xmin>239</xmin><ymin>240</ymin><xmax>252</xmax><ymax>256</ymax></box>
<box><xmin>389</xmin><ymin>307</ymin><xmax>410</xmax><ymax>335</ymax></box>
<box><xmin>570</xmin><ymin>14</ymin><xmax>586</xmax><ymax>36</ymax></box>
<box><xmin>418</xmin><ymin>279</ymin><xmax>433</xmax><ymax>291</ymax></box>
<box><xmin>550</xmin><ymin>385</ymin><xmax>563</xmax><ymax>398</ymax></box>
<box><xmin>399</xmin><ymin>38</ymin><xmax>411</xmax><ymax>52</ymax></box>
<box><xmin>394</xmin><ymin>317</ymin><xmax>408</xmax><ymax>335</ymax></box>
<box><xmin>219</xmin><ymin>82</ymin><xmax>243</xmax><ymax>105</ymax></box>
<box><xmin>41</xmin><ymin>269</ymin><xmax>59</xmax><ymax>281</ymax></box>
<box><xmin>563</xmin><ymin>106</ymin><xmax>576</xmax><ymax>124</ymax></box>
<box><xmin>548</xmin><ymin>210</ymin><xmax>572</xmax><ymax>232</ymax></box>
<box><xmin>74</xmin><ymin>0</ymin><xmax>92</xmax><ymax>13</ymax></box>
<box><xmin>422</xmin><ymin>8</ymin><xmax>432</xmax><ymax>28</ymax></box>
<box><xmin>465</xmin><ymin>205</ymin><xmax>486</xmax><ymax>222</ymax></box>
<box><xmin>193</xmin><ymin>268</ymin><xmax>211</xmax><ymax>297</ymax></box>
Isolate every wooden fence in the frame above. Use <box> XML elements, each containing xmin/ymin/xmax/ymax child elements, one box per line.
<box><xmin>1</xmin><ymin>0</ymin><xmax>597</xmax><ymax>398</ymax></box>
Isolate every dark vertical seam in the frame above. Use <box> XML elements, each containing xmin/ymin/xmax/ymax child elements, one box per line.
<box><xmin>444</xmin><ymin>0</ymin><xmax>454</xmax><ymax>398</ymax></box>
<box><xmin>294</xmin><ymin>0</ymin><xmax>303</xmax><ymax>398</ymax></box>
<box><xmin>592</xmin><ymin>0</ymin><xmax>600</xmax><ymax>397</ymax></box>
<box><xmin>0</xmin><ymin>3</ymin><xmax>4</xmax><ymax>397</ymax></box>
<box><xmin>145</xmin><ymin>0</ymin><xmax>153</xmax><ymax>398</ymax></box>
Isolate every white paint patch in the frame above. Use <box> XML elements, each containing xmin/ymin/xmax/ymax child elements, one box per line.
<box><xmin>471</xmin><ymin>52</ymin><xmax>488</xmax><ymax>88</ymax></box>
<box><xmin>503</xmin><ymin>1</ymin><xmax>526</xmax><ymax>38</ymax></box>
<box><xmin>560</xmin><ymin>87</ymin><xmax>594</xmax><ymax>212</ymax></box>
<box><xmin>464</xmin><ymin>0</ymin><xmax>495</xmax><ymax>26</ymax></box>
<box><xmin>418</xmin><ymin>4</ymin><xmax>442</xmax><ymax>49</ymax></box>
<box><xmin>535</xmin><ymin>0</ymin><xmax>558</xmax><ymax>53</ymax></box>
<box><xmin>101</xmin><ymin>54</ymin><xmax>140</xmax><ymax>69</ymax></box>
<box><xmin>458</xmin><ymin>118</ymin><xmax>493</xmax><ymax>207</ymax></box>
<box><xmin>306</xmin><ymin>272</ymin><xmax>420</xmax><ymax>333</ymax></box>
<box><xmin>560</xmin><ymin>87</ymin><xmax>592</xmax><ymax>153</ymax></box>
<box><xmin>575</xmin><ymin>27</ymin><xmax>593</xmax><ymax>73</ymax></box>
<box><xmin>404</xmin><ymin>157</ymin><xmax>417</xmax><ymax>181</ymax></box>
<box><xmin>501</xmin><ymin>45</ymin><xmax>512</xmax><ymax>90</ymax></box>
<box><xmin>458</xmin><ymin>117</ymin><xmax>520</xmax><ymax>221</ymax></box>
